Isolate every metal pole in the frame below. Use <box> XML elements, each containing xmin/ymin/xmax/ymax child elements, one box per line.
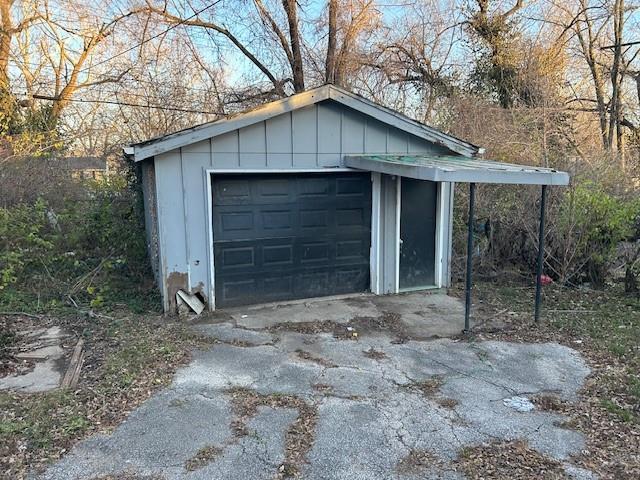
<box><xmin>464</xmin><ymin>182</ymin><xmax>476</xmax><ymax>333</ymax></box>
<box><xmin>534</xmin><ymin>184</ymin><xmax>548</xmax><ymax>322</ymax></box>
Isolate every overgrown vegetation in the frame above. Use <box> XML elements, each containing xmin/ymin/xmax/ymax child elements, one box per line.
<box><xmin>0</xmin><ymin>313</ymin><xmax>214</xmax><ymax>478</ymax></box>
<box><xmin>0</xmin><ymin>169</ymin><xmax>159</xmax><ymax>314</ymax></box>
<box><xmin>452</xmin><ymin>160</ymin><xmax>640</xmax><ymax>291</ymax></box>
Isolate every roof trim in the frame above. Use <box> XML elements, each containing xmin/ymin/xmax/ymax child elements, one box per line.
<box><xmin>344</xmin><ymin>155</ymin><xmax>570</xmax><ymax>186</ymax></box>
<box><xmin>129</xmin><ymin>85</ymin><xmax>481</xmax><ymax>162</ymax></box>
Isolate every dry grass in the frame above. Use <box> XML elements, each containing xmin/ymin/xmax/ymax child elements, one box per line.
<box><xmin>456</xmin><ymin>440</ymin><xmax>568</xmax><ymax>479</ymax></box>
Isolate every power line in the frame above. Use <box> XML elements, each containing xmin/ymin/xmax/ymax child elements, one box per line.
<box><xmin>76</xmin><ymin>0</ymin><xmax>223</xmax><ymax>75</ymax></box>
<box><xmin>29</xmin><ymin>93</ymin><xmax>223</xmax><ymax>115</ymax></box>
<box><xmin>601</xmin><ymin>40</ymin><xmax>640</xmax><ymax>50</ymax></box>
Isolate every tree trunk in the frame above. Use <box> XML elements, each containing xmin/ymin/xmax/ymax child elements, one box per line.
<box><xmin>282</xmin><ymin>0</ymin><xmax>304</xmax><ymax>92</ymax></box>
<box><xmin>325</xmin><ymin>0</ymin><xmax>337</xmax><ymax>84</ymax></box>
<box><xmin>0</xmin><ymin>0</ymin><xmax>14</xmax><ymax>88</ymax></box>
<box><xmin>608</xmin><ymin>0</ymin><xmax>624</xmax><ymax>151</ymax></box>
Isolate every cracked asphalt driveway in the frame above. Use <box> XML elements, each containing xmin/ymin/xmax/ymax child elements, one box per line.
<box><xmin>40</xmin><ymin>299</ymin><xmax>594</xmax><ymax>480</ymax></box>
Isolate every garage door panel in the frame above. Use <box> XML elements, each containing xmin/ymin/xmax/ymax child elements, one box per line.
<box><xmin>216</xmin><ymin>266</ymin><xmax>371</xmax><ymax>307</ymax></box>
<box><xmin>212</xmin><ymin>173</ymin><xmax>371</xmax><ymax>307</ymax></box>
<box><xmin>263</xmin><ymin>244</ymin><xmax>294</xmax><ymax>266</ymax></box>
<box><xmin>214</xmin><ymin>179</ymin><xmax>252</xmax><ymax>205</ymax></box>
<box><xmin>261</xmin><ymin>209</ymin><xmax>294</xmax><ymax>230</ymax></box>
<box><xmin>221</xmin><ymin>246</ymin><xmax>255</xmax><ymax>269</ymax></box>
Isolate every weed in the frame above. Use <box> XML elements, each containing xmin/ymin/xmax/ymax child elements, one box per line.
<box><xmin>601</xmin><ymin>399</ymin><xmax>635</xmax><ymax>423</ymax></box>
<box><xmin>184</xmin><ymin>445</ymin><xmax>223</xmax><ymax>471</ymax></box>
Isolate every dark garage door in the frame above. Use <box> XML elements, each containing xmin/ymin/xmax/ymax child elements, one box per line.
<box><xmin>212</xmin><ymin>172</ymin><xmax>372</xmax><ymax>307</ymax></box>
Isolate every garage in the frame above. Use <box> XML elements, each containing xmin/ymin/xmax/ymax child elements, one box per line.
<box><xmin>211</xmin><ymin>172</ymin><xmax>372</xmax><ymax>307</ymax></box>
<box><xmin>128</xmin><ymin>85</ymin><xmax>566</xmax><ymax>313</ymax></box>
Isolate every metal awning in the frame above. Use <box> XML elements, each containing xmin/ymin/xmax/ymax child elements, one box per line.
<box><xmin>344</xmin><ymin>154</ymin><xmax>569</xmax><ymax>186</ymax></box>
<box><xmin>345</xmin><ymin>153</ymin><xmax>571</xmax><ymax>333</ymax></box>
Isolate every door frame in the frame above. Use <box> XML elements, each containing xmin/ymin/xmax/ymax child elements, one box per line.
<box><xmin>396</xmin><ymin>177</ymin><xmax>447</xmax><ymax>293</ymax></box>
<box><xmin>205</xmin><ymin>168</ymin><xmax>373</xmax><ymax>310</ymax></box>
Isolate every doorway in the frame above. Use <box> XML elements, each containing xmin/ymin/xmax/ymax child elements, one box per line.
<box><xmin>399</xmin><ymin>178</ymin><xmax>437</xmax><ymax>290</ymax></box>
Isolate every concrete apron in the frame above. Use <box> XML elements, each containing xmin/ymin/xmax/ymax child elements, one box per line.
<box><xmin>215</xmin><ymin>291</ymin><xmax>465</xmax><ymax>339</ymax></box>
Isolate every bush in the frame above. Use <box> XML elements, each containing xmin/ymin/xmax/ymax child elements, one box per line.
<box><xmin>552</xmin><ymin>182</ymin><xmax>640</xmax><ymax>286</ymax></box>
<box><xmin>452</xmin><ymin>180</ymin><xmax>640</xmax><ymax>288</ymax></box>
<box><xmin>0</xmin><ymin>172</ymin><xmax>159</xmax><ymax>313</ymax></box>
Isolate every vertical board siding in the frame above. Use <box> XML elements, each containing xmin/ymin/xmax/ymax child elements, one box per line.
<box><xmin>292</xmin><ymin>105</ymin><xmax>318</xmax><ymax>167</ymax></box>
<box><xmin>212</xmin><ymin>130</ymin><xmax>240</xmax><ymax>168</ymax></box>
<box><xmin>365</xmin><ymin>118</ymin><xmax>387</xmax><ymax>153</ymax></box>
<box><xmin>180</xmin><ymin>147</ymin><xmax>212</xmax><ymax>300</ymax></box>
<box><xmin>387</xmin><ymin>128</ymin><xmax>409</xmax><ymax>153</ymax></box>
<box><xmin>381</xmin><ymin>174</ymin><xmax>399</xmax><ymax>293</ymax></box>
<box><xmin>342</xmin><ymin>109</ymin><xmax>366</xmax><ymax>154</ymax></box>
<box><xmin>317</xmin><ymin>102</ymin><xmax>343</xmax><ymax>167</ymax></box>
<box><xmin>239</xmin><ymin>121</ymin><xmax>267</xmax><ymax>168</ymax></box>
<box><xmin>266</xmin><ymin>114</ymin><xmax>293</xmax><ymax>167</ymax></box>
<box><xmin>409</xmin><ymin>135</ymin><xmax>447</xmax><ymax>154</ymax></box>
<box><xmin>154</xmin><ymin>151</ymin><xmax>188</xmax><ymax>310</ymax></box>
<box><xmin>182</xmin><ymin>139</ymin><xmax>210</xmax><ymax>154</ymax></box>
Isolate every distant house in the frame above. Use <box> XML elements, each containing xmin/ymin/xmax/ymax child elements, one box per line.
<box><xmin>125</xmin><ymin>85</ymin><xmax>568</xmax><ymax>313</ymax></box>
<box><xmin>62</xmin><ymin>156</ymin><xmax>107</xmax><ymax>180</ymax></box>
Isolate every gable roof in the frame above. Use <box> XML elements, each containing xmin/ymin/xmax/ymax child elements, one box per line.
<box><xmin>127</xmin><ymin>84</ymin><xmax>482</xmax><ymax>162</ymax></box>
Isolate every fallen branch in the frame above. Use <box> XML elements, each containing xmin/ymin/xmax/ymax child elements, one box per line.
<box><xmin>0</xmin><ymin>311</ymin><xmax>44</xmax><ymax>319</ymax></box>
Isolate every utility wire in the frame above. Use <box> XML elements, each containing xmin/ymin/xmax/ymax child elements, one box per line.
<box><xmin>76</xmin><ymin>0</ymin><xmax>223</xmax><ymax>75</ymax></box>
<box><xmin>29</xmin><ymin>93</ymin><xmax>223</xmax><ymax>115</ymax></box>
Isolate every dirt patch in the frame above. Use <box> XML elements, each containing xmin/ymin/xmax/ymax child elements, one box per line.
<box><xmin>396</xmin><ymin>449</ymin><xmax>443</xmax><ymax>474</ymax></box>
<box><xmin>362</xmin><ymin>347</ymin><xmax>387</xmax><ymax>360</ymax></box>
<box><xmin>267</xmin><ymin>320</ymin><xmax>340</xmax><ymax>335</ymax></box>
<box><xmin>265</xmin><ymin>311</ymin><xmax>410</xmax><ymax>343</ymax></box>
<box><xmin>456</xmin><ymin>439</ymin><xmax>568</xmax><ymax>479</ymax></box>
<box><xmin>436</xmin><ymin>397</ymin><xmax>459</xmax><ymax>409</ymax></box>
<box><xmin>225</xmin><ymin>387</ymin><xmax>318</xmax><ymax>478</ymax></box>
<box><xmin>533</xmin><ymin>394</ymin><xmax>570</xmax><ymax>413</ymax></box>
<box><xmin>184</xmin><ymin>445</ymin><xmax>223</xmax><ymax>471</ymax></box>
<box><xmin>295</xmin><ymin>349</ymin><xmax>337</xmax><ymax>368</ymax></box>
<box><xmin>348</xmin><ymin>312</ymin><xmax>408</xmax><ymax>343</ymax></box>
<box><xmin>405</xmin><ymin>376</ymin><xmax>444</xmax><ymax>398</ymax></box>
<box><xmin>311</xmin><ymin>383</ymin><xmax>334</xmax><ymax>395</ymax></box>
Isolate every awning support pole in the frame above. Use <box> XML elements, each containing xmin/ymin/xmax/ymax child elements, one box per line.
<box><xmin>464</xmin><ymin>182</ymin><xmax>476</xmax><ymax>333</ymax></box>
<box><xmin>534</xmin><ymin>184</ymin><xmax>548</xmax><ymax>322</ymax></box>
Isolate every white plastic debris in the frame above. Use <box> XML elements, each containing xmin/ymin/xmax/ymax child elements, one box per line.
<box><xmin>503</xmin><ymin>396</ymin><xmax>535</xmax><ymax>412</ymax></box>
<box><xmin>176</xmin><ymin>290</ymin><xmax>205</xmax><ymax>315</ymax></box>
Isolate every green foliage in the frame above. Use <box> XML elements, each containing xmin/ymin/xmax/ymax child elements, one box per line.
<box><xmin>0</xmin><ymin>86</ymin><xmax>62</xmax><ymax>156</ymax></box>
<box><xmin>556</xmin><ymin>182</ymin><xmax>640</xmax><ymax>286</ymax></box>
<box><xmin>0</xmin><ymin>173</ymin><xmax>159</xmax><ymax>313</ymax></box>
